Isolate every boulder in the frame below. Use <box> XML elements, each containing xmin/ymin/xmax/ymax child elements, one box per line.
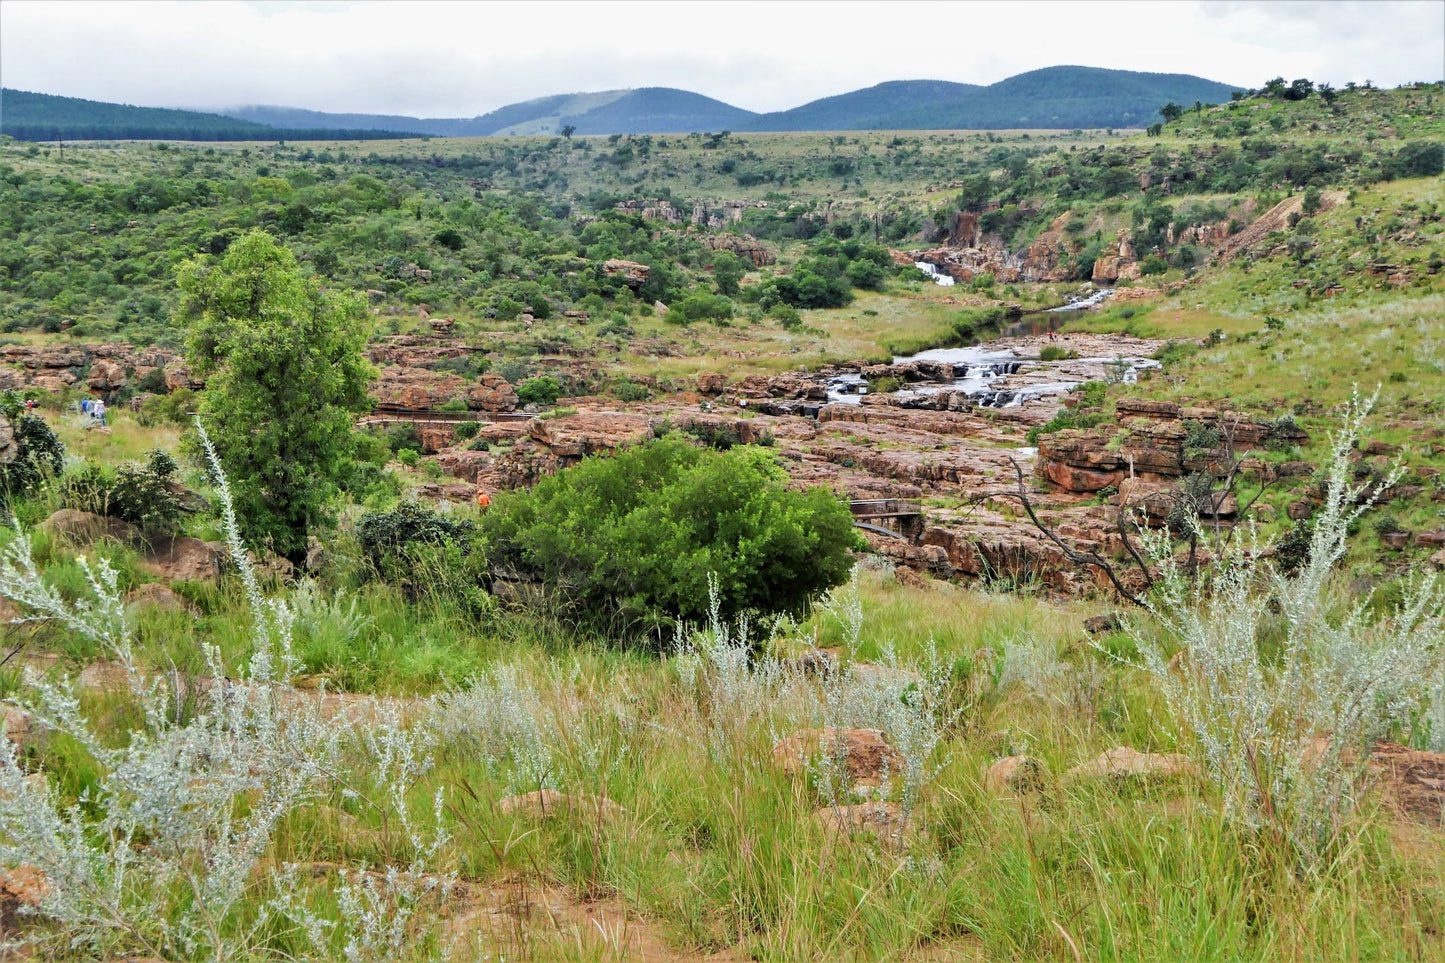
<box><xmin>982</xmin><ymin>755</ymin><xmax>1045</xmax><ymax>794</ymax></box>
<box><xmin>143</xmin><ymin>537</ymin><xmax>223</xmax><ymax>582</ymax></box>
<box><xmin>0</xmin><ymin>416</ymin><xmax>16</xmax><ymax>465</ymax></box>
<box><xmin>467</xmin><ymin>375</ymin><xmax>519</xmax><ymax>412</ymax></box>
<box><xmin>495</xmin><ymin>789</ymin><xmax>625</xmax><ymax>821</ymax></box>
<box><xmin>40</xmin><ymin>509</ymin><xmax>140</xmax><ymax>546</ymax></box>
<box><xmin>772</xmin><ymin>727</ymin><xmax>904</xmax><ymax>789</ymax></box>
<box><xmin>1083</xmin><ymin>613</ymin><xmax>1123</xmax><ymax>635</ymax></box>
<box><xmin>696</xmin><ymin>371</ymin><xmax>726</xmax><ymax>395</ymax></box>
<box><xmin>1064</xmin><ymin>746</ymin><xmax>1195</xmax><ymax>783</ymax></box>
<box><xmin>0</xmin><ymin>864</ymin><xmax>49</xmax><ymax>930</ymax></box>
<box><xmin>602</xmin><ymin>259</ymin><xmax>649</xmax><ymax>289</ymax></box>
<box><xmin>125</xmin><ymin>582</ymin><xmax>196</xmax><ymax>614</ymax></box>
<box><xmin>2</xmin><ymin>707</ymin><xmax>37</xmax><ymax>754</ymax></box>
<box><xmin>86</xmin><ymin>359</ymin><xmax>127</xmax><ymax>392</ymax></box>
<box><xmin>812</xmin><ymin>801</ymin><xmax>908</xmax><ymax>847</ymax></box>
<box><xmin>1369</xmin><ymin>741</ymin><xmax>1445</xmax><ymax>825</ymax></box>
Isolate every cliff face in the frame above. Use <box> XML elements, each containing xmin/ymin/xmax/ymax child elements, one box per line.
<box><xmin>909</xmin><ymin>198</ymin><xmax>1297</xmax><ymax>286</ymax></box>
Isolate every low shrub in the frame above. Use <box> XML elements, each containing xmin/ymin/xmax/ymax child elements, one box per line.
<box><xmin>60</xmin><ymin>459</ymin><xmax>187</xmax><ymax>537</ymax></box>
<box><xmin>0</xmin><ymin>395</ymin><xmax>64</xmax><ymax>504</ymax></box>
<box><xmin>1026</xmin><ymin>407</ymin><xmax>1110</xmax><ymax>445</ymax></box>
<box><xmin>1039</xmin><ymin>345</ymin><xmax>1079</xmax><ymax>362</ymax></box>
<box><xmin>356</xmin><ymin>502</ymin><xmax>476</xmax><ymax>575</ymax></box>
<box><xmin>516</xmin><ymin>376</ymin><xmax>562</xmax><ymax>407</ymax></box>
<box><xmin>613</xmin><ymin>378</ymin><xmax>651</xmax><ymax>402</ymax></box>
<box><xmin>481</xmin><ymin>437</ymin><xmax>860</xmax><ymax>634</ymax></box>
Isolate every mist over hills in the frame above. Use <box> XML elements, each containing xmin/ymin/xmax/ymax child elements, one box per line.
<box><xmin>3</xmin><ymin>66</ymin><xmax>1241</xmax><ymax>141</ymax></box>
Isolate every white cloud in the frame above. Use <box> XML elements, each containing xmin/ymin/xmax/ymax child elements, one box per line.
<box><xmin>1</xmin><ymin>0</ymin><xmax>1441</xmax><ymax>118</ymax></box>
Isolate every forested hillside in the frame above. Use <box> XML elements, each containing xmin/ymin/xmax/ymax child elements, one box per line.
<box><xmin>0</xmin><ymin>89</ymin><xmax>419</xmax><ymax>141</ymax></box>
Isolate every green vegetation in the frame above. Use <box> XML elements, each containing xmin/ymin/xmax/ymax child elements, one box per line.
<box><xmin>59</xmin><ymin>449</ymin><xmax>185</xmax><ymax>536</ymax></box>
<box><xmin>0</xmin><ymin>72</ymin><xmax>1442</xmax><ymax>961</ymax></box>
<box><xmin>481</xmin><ymin>437</ymin><xmax>859</xmax><ymax>632</ymax></box>
<box><xmin>0</xmin><ymin>88</ymin><xmax>414</xmax><ymax>142</ymax></box>
<box><xmin>0</xmin><ymin>394</ymin><xmax>64</xmax><ymax>504</ymax></box>
<box><xmin>180</xmin><ymin>231</ymin><xmax>373</xmax><ymax>564</ymax></box>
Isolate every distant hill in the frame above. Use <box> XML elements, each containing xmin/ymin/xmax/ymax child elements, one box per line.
<box><xmin>553</xmin><ymin>88</ymin><xmax>757</xmax><ymax>135</ymax></box>
<box><xmin>8</xmin><ymin>68</ymin><xmax>1244</xmax><ymax>142</ymax></box>
<box><xmin>225</xmin><ymin>88</ymin><xmax>758</xmax><ymax>138</ymax></box>
<box><xmin>221</xmin><ymin>68</ymin><xmax>1238</xmax><ymax>136</ymax></box>
<box><xmin>877</xmin><ymin>66</ymin><xmax>1241</xmax><ymax>130</ymax></box>
<box><xmin>0</xmin><ymin>89</ymin><xmax>419</xmax><ymax>141</ymax></box>
<box><xmin>745</xmin><ymin>80</ymin><xmax>981</xmax><ymax>132</ymax></box>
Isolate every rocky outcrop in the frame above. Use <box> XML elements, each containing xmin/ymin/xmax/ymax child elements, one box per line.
<box><xmin>142</xmin><ymin>536</ymin><xmax>224</xmax><ymax>582</ymax></box>
<box><xmin>86</xmin><ymin>359</ymin><xmax>127</xmax><ymax>392</ymax></box>
<box><xmin>1036</xmin><ymin>399</ymin><xmax>1310</xmax><ymax>494</ymax></box>
<box><xmin>1092</xmin><ymin>230</ymin><xmax>1142</xmax><ymax>283</ymax></box>
<box><xmin>467</xmin><ymin>375</ymin><xmax>518</xmax><ymax>412</ymax></box>
<box><xmin>603</xmin><ymin>259</ymin><xmax>649</xmax><ymax>289</ymax></box>
<box><xmin>372</xmin><ymin>366</ymin><xmax>468</xmax><ymax>411</ymax></box>
<box><xmin>528</xmin><ymin>411</ymin><xmax>652</xmax><ymax>461</ymax></box>
<box><xmin>701</xmin><ymin>233</ymin><xmax>777</xmax><ymax>267</ymax></box>
<box><xmin>0</xmin><ymin>343</ymin><xmax>182</xmax><ymax>396</ymax></box>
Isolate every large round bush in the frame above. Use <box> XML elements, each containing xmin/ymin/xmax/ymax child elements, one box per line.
<box><xmin>481</xmin><ymin>437</ymin><xmax>860</xmax><ymax>632</ymax></box>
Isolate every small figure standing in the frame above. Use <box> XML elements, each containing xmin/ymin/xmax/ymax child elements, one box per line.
<box><xmin>476</xmin><ymin>489</ymin><xmax>491</xmax><ymax>511</ymax></box>
<box><xmin>93</xmin><ymin>398</ymin><xmax>107</xmax><ymax>427</ymax></box>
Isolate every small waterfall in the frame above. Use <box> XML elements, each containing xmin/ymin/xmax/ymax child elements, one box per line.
<box><xmin>914</xmin><ymin>261</ymin><xmax>956</xmax><ymax>287</ymax></box>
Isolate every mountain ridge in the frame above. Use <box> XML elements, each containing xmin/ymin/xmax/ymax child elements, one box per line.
<box><xmin>3</xmin><ymin>67</ymin><xmax>1243</xmax><ymax>141</ymax></box>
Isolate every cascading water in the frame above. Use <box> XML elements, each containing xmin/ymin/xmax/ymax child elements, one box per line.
<box><xmin>914</xmin><ymin>261</ymin><xmax>955</xmax><ymax>287</ymax></box>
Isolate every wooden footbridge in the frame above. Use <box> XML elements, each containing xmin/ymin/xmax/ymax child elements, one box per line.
<box><xmin>849</xmin><ymin>499</ymin><xmax>925</xmax><ymax>540</ymax></box>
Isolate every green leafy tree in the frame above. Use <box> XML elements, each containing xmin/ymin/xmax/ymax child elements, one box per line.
<box><xmin>711</xmin><ymin>251</ymin><xmax>746</xmax><ymax>296</ymax></box>
<box><xmin>179</xmin><ymin>231</ymin><xmax>373</xmax><ymax>565</ymax></box>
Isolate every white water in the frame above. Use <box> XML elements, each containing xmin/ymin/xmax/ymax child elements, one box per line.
<box><xmin>914</xmin><ymin>261</ymin><xmax>955</xmax><ymax>287</ymax></box>
<box><xmin>1046</xmin><ymin>287</ymin><xmax>1114</xmax><ymax>312</ymax></box>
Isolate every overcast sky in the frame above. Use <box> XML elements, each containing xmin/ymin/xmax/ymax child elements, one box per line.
<box><xmin>3</xmin><ymin>1</ymin><xmax>1443</xmax><ymax>118</ymax></box>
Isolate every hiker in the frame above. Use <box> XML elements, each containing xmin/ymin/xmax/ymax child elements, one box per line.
<box><xmin>476</xmin><ymin>489</ymin><xmax>491</xmax><ymax>510</ymax></box>
<box><xmin>80</xmin><ymin>398</ymin><xmax>92</xmax><ymax>418</ymax></box>
<box><xmin>93</xmin><ymin>398</ymin><xmax>107</xmax><ymax>427</ymax></box>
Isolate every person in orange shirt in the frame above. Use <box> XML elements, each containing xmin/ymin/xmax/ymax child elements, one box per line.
<box><xmin>476</xmin><ymin>489</ymin><xmax>491</xmax><ymax>510</ymax></box>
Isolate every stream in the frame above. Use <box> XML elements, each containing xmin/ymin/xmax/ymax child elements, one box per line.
<box><xmin>823</xmin><ymin>287</ymin><xmax>1159</xmax><ymax>408</ymax></box>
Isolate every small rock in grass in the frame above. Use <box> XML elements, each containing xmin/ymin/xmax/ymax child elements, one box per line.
<box><xmin>495</xmin><ymin>789</ymin><xmax>625</xmax><ymax>821</ymax></box>
<box><xmin>982</xmin><ymin>755</ymin><xmax>1045</xmax><ymax>794</ymax></box>
<box><xmin>812</xmin><ymin>801</ymin><xmax>908</xmax><ymax>848</ymax></box>
<box><xmin>125</xmin><ymin>582</ymin><xmax>196</xmax><ymax>614</ymax></box>
<box><xmin>772</xmin><ymin>727</ymin><xmax>904</xmax><ymax>789</ymax></box>
<box><xmin>1064</xmin><ymin>746</ymin><xmax>1195</xmax><ymax>783</ymax></box>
